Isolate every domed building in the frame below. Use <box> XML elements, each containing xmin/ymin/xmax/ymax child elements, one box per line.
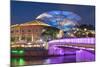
<box><xmin>36</xmin><ymin>11</ymin><xmax>81</xmax><ymax>38</ymax></box>
<box><xmin>36</xmin><ymin>11</ymin><xmax>81</xmax><ymax>31</ymax></box>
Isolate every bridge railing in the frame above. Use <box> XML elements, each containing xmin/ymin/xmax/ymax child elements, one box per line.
<box><xmin>48</xmin><ymin>38</ymin><xmax>95</xmax><ymax>55</ymax></box>
<box><xmin>48</xmin><ymin>37</ymin><xmax>95</xmax><ymax>45</ymax></box>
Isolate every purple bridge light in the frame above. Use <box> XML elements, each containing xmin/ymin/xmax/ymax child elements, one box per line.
<box><xmin>48</xmin><ymin>38</ymin><xmax>95</xmax><ymax>45</ymax></box>
<box><xmin>48</xmin><ymin>38</ymin><xmax>95</xmax><ymax>55</ymax></box>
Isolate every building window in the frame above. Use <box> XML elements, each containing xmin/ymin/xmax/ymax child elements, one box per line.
<box><xmin>28</xmin><ymin>30</ymin><xmax>31</xmax><ymax>32</ymax></box>
<box><xmin>16</xmin><ymin>30</ymin><xmax>19</xmax><ymax>32</ymax></box>
<box><xmin>16</xmin><ymin>37</ymin><xmax>19</xmax><ymax>40</ymax></box>
<box><xmin>11</xmin><ymin>30</ymin><xmax>14</xmax><ymax>33</ymax></box>
<box><xmin>27</xmin><ymin>36</ymin><xmax>31</xmax><ymax>42</ymax></box>
<box><xmin>22</xmin><ymin>36</ymin><xmax>25</xmax><ymax>40</ymax></box>
<box><xmin>22</xmin><ymin>30</ymin><xmax>24</xmax><ymax>32</ymax></box>
<box><xmin>11</xmin><ymin>37</ymin><xmax>15</xmax><ymax>42</ymax></box>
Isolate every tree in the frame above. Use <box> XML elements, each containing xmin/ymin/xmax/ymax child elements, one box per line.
<box><xmin>41</xmin><ymin>27</ymin><xmax>59</xmax><ymax>41</ymax></box>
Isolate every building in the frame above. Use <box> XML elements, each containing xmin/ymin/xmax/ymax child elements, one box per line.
<box><xmin>11</xmin><ymin>20</ymin><xmax>50</xmax><ymax>44</ymax></box>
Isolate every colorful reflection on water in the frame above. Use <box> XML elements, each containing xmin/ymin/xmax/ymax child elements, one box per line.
<box><xmin>11</xmin><ymin>49</ymin><xmax>95</xmax><ymax>66</ymax></box>
<box><xmin>11</xmin><ymin>58</ymin><xmax>25</xmax><ymax>66</ymax></box>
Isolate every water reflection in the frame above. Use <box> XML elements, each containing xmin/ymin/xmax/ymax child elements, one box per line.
<box><xmin>11</xmin><ymin>50</ymin><xmax>95</xmax><ymax>66</ymax></box>
<box><xmin>44</xmin><ymin>55</ymin><xmax>76</xmax><ymax>64</ymax></box>
<box><xmin>76</xmin><ymin>50</ymin><xmax>95</xmax><ymax>62</ymax></box>
<box><xmin>11</xmin><ymin>58</ymin><xmax>25</xmax><ymax>66</ymax></box>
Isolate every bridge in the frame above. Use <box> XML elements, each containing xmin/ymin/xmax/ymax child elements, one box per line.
<box><xmin>48</xmin><ymin>38</ymin><xmax>95</xmax><ymax>55</ymax></box>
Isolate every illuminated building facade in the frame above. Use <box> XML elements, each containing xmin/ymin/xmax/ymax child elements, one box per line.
<box><xmin>11</xmin><ymin>20</ymin><xmax>50</xmax><ymax>44</ymax></box>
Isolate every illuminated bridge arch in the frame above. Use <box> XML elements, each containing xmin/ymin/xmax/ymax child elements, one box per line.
<box><xmin>48</xmin><ymin>38</ymin><xmax>95</xmax><ymax>55</ymax></box>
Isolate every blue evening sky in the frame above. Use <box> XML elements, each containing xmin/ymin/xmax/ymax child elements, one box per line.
<box><xmin>11</xmin><ymin>1</ymin><xmax>95</xmax><ymax>26</ymax></box>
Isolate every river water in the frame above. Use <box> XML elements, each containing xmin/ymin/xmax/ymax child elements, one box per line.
<box><xmin>11</xmin><ymin>49</ymin><xmax>95</xmax><ymax>67</ymax></box>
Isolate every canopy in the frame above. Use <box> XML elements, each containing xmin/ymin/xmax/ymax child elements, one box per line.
<box><xmin>36</xmin><ymin>11</ymin><xmax>81</xmax><ymax>31</ymax></box>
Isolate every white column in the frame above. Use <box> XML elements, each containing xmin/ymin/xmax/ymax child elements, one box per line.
<box><xmin>31</xmin><ymin>34</ymin><xmax>34</xmax><ymax>42</ymax></box>
<box><xmin>19</xmin><ymin>35</ymin><xmax>21</xmax><ymax>41</ymax></box>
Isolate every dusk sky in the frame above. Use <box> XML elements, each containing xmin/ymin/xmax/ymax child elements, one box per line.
<box><xmin>11</xmin><ymin>1</ymin><xmax>95</xmax><ymax>26</ymax></box>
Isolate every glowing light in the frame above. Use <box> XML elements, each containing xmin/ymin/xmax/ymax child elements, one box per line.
<box><xmin>19</xmin><ymin>50</ymin><xmax>24</xmax><ymax>54</ymax></box>
<box><xmin>90</xmin><ymin>30</ymin><xmax>95</xmax><ymax>34</ymax></box>
<box><xmin>86</xmin><ymin>48</ymin><xmax>95</xmax><ymax>51</ymax></box>
<box><xmin>74</xmin><ymin>31</ymin><xmax>77</xmax><ymax>33</ymax></box>
<box><xmin>76</xmin><ymin>28</ymin><xmax>79</xmax><ymax>31</ymax></box>
<box><xmin>21</xmin><ymin>45</ymin><xmax>25</xmax><ymax>47</ymax></box>
<box><xmin>56</xmin><ymin>30</ymin><xmax>63</xmax><ymax>38</ymax></box>
<box><xmin>28</xmin><ymin>45</ymin><xmax>32</xmax><ymax>47</ymax></box>
<box><xmin>19</xmin><ymin>58</ymin><xmax>25</xmax><ymax>65</ymax></box>
<box><xmin>11</xmin><ymin>45</ymin><xmax>17</xmax><ymax>47</ymax></box>
<box><xmin>11</xmin><ymin>50</ymin><xmax>18</xmax><ymax>53</ymax></box>
<box><xmin>84</xmin><ymin>28</ymin><xmax>87</xmax><ymax>31</ymax></box>
<box><xmin>49</xmin><ymin>38</ymin><xmax>95</xmax><ymax>44</ymax></box>
<box><xmin>11</xmin><ymin>50</ymin><xmax>24</xmax><ymax>54</ymax></box>
<box><xmin>48</xmin><ymin>38</ymin><xmax>95</xmax><ymax>55</ymax></box>
<box><xmin>70</xmin><ymin>34</ymin><xmax>75</xmax><ymax>37</ymax></box>
<box><xmin>27</xmin><ymin>42</ymin><xmax>32</xmax><ymax>45</ymax></box>
<box><xmin>43</xmin><ymin>43</ymin><xmax>45</xmax><ymax>46</ymax></box>
<box><xmin>36</xmin><ymin>13</ymin><xmax>53</xmax><ymax>19</ymax></box>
